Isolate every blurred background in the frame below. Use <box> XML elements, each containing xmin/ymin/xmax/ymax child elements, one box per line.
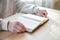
<box><xmin>20</xmin><ymin>0</ymin><xmax>60</xmax><ymax>10</ymax></box>
<box><xmin>0</xmin><ymin>0</ymin><xmax>60</xmax><ymax>18</ymax></box>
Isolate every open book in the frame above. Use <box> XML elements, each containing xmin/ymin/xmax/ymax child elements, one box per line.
<box><xmin>9</xmin><ymin>13</ymin><xmax>48</xmax><ymax>32</ymax></box>
<box><xmin>13</xmin><ymin>14</ymin><xmax>48</xmax><ymax>32</ymax></box>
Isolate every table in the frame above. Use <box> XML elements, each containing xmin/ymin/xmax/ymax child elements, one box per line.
<box><xmin>0</xmin><ymin>7</ymin><xmax>60</xmax><ymax>40</ymax></box>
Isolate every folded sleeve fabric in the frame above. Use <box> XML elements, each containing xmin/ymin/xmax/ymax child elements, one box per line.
<box><xmin>0</xmin><ymin>19</ymin><xmax>2</xmax><ymax>31</ymax></box>
<box><xmin>20</xmin><ymin>4</ymin><xmax>39</xmax><ymax>14</ymax></box>
<box><xmin>0</xmin><ymin>19</ymin><xmax>8</xmax><ymax>31</ymax></box>
<box><xmin>16</xmin><ymin>0</ymin><xmax>39</xmax><ymax>14</ymax></box>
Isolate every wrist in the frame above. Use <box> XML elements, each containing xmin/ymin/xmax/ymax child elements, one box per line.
<box><xmin>7</xmin><ymin>21</ymin><xmax>10</xmax><ymax>31</ymax></box>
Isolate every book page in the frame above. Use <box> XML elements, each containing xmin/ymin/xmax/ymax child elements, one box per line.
<box><xmin>17</xmin><ymin>16</ymin><xmax>41</xmax><ymax>29</ymax></box>
<box><xmin>20</xmin><ymin>14</ymin><xmax>48</xmax><ymax>22</ymax></box>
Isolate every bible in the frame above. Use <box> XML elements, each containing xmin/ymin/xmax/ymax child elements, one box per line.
<box><xmin>16</xmin><ymin>14</ymin><xmax>48</xmax><ymax>32</ymax></box>
<box><xmin>5</xmin><ymin>13</ymin><xmax>48</xmax><ymax>32</ymax></box>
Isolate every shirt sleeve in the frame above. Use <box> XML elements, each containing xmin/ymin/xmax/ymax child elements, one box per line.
<box><xmin>0</xmin><ymin>19</ymin><xmax>2</xmax><ymax>31</ymax></box>
<box><xmin>0</xmin><ymin>19</ymin><xmax>8</xmax><ymax>31</ymax></box>
<box><xmin>16</xmin><ymin>0</ymin><xmax>39</xmax><ymax>14</ymax></box>
<box><xmin>20</xmin><ymin>4</ymin><xmax>39</xmax><ymax>14</ymax></box>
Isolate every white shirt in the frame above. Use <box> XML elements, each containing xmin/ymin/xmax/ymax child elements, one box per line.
<box><xmin>0</xmin><ymin>19</ymin><xmax>8</xmax><ymax>31</ymax></box>
<box><xmin>0</xmin><ymin>0</ymin><xmax>40</xmax><ymax>31</ymax></box>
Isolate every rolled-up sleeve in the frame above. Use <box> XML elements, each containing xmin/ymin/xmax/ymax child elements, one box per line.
<box><xmin>0</xmin><ymin>19</ymin><xmax>8</xmax><ymax>31</ymax></box>
<box><xmin>0</xmin><ymin>19</ymin><xmax>2</xmax><ymax>31</ymax></box>
<box><xmin>16</xmin><ymin>0</ymin><xmax>39</xmax><ymax>14</ymax></box>
<box><xmin>20</xmin><ymin>4</ymin><xmax>39</xmax><ymax>14</ymax></box>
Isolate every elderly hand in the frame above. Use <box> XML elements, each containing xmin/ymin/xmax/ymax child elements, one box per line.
<box><xmin>8</xmin><ymin>21</ymin><xmax>26</xmax><ymax>33</ymax></box>
<box><xmin>36</xmin><ymin>10</ymin><xmax>48</xmax><ymax>17</ymax></box>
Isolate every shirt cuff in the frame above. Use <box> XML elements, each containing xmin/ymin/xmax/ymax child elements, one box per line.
<box><xmin>2</xmin><ymin>19</ymin><xmax>8</xmax><ymax>30</ymax></box>
<box><xmin>33</xmin><ymin>7</ymin><xmax>39</xmax><ymax>14</ymax></box>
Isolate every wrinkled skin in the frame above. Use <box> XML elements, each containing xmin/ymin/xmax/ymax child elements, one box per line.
<box><xmin>8</xmin><ymin>21</ymin><xmax>26</xmax><ymax>33</ymax></box>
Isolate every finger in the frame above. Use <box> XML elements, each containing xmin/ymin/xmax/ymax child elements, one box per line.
<box><xmin>38</xmin><ymin>10</ymin><xmax>45</xmax><ymax>16</ymax></box>
<box><xmin>14</xmin><ymin>23</ymin><xmax>23</xmax><ymax>32</ymax></box>
<box><xmin>43</xmin><ymin>10</ymin><xmax>48</xmax><ymax>17</ymax></box>
<box><xmin>38</xmin><ymin>10</ymin><xmax>48</xmax><ymax>17</ymax></box>
<box><xmin>43</xmin><ymin>13</ymin><xmax>47</xmax><ymax>17</ymax></box>
<box><xmin>13</xmin><ymin>27</ymin><xmax>21</xmax><ymax>33</ymax></box>
<box><xmin>37</xmin><ymin>11</ymin><xmax>46</xmax><ymax>17</ymax></box>
<box><xmin>19</xmin><ymin>24</ymin><xmax>26</xmax><ymax>31</ymax></box>
<box><xmin>13</xmin><ymin>29</ymin><xmax>18</xmax><ymax>33</ymax></box>
<box><xmin>12</xmin><ymin>23</ymin><xmax>22</xmax><ymax>33</ymax></box>
<box><xmin>16</xmin><ymin>22</ymin><xmax>26</xmax><ymax>31</ymax></box>
<box><xmin>44</xmin><ymin>13</ymin><xmax>47</xmax><ymax>17</ymax></box>
<box><xmin>44</xmin><ymin>10</ymin><xmax>48</xmax><ymax>14</ymax></box>
<box><xmin>41</xmin><ymin>13</ymin><xmax>46</xmax><ymax>17</ymax></box>
<box><xmin>15</xmin><ymin>22</ymin><xmax>26</xmax><ymax>32</ymax></box>
<box><xmin>15</xmin><ymin>25</ymin><xmax>24</xmax><ymax>32</ymax></box>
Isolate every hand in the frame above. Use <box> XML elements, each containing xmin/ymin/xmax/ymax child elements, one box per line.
<box><xmin>8</xmin><ymin>21</ymin><xmax>26</xmax><ymax>33</ymax></box>
<box><xmin>36</xmin><ymin>10</ymin><xmax>48</xmax><ymax>17</ymax></box>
